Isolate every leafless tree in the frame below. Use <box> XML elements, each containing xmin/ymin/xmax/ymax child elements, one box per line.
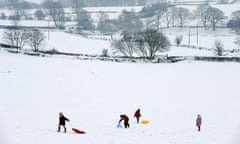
<box><xmin>175</xmin><ymin>7</ymin><xmax>192</xmax><ymax>27</ymax></box>
<box><xmin>71</xmin><ymin>0</ymin><xmax>94</xmax><ymax>31</ymax></box>
<box><xmin>7</xmin><ymin>0</ymin><xmax>26</xmax><ymax>26</ymax></box>
<box><xmin>3</xmin><ymin>29</ymin><xmax>31</xmax><ymax>51</ymax></box>
<box><xmin>206</xmin><ymin>7</ymin><xmax>224</xmax><ymax>31</ymax></box>
<box><xmin>111</xmin><ymin>39</ymin><xmax>135</xmax><ymax>57</ymax></box>
<box><xmin>97</xmin><ymin>11</ymin><xmax>117</xmax><ymax>33</ymax></box>
<box><xmin>163</xmin><ymin>8</ymin><xmax>172</xmax><ymax>28</ymax></box>
<box><xmin>141</xmin><ymin>3</ymin><xmax>170</xmax><ymax>30</ymax></box>
<box><xmin>44</xmin><ymin>0</ymin><xmax>65</xmax><ymax>29</ymax></box>
<box><xmin>28</xmin><ymin>29</ymin><xmax>46</xmax><ymax>52</ymax></box>
<box><xmin>111</xmin><ymin>29</ymin><xmax>170</xmax><ymax>58</ymax></box>
<box><xmin>141</xmin><ymin>29</ymin><xmax>170</xmax><ymax>58</ymax></box>
<box><xmin>170</xmin><ymin>7</ymin><xmax>177</xmax><ymax>27</ymax></box>
<box><xmin>71</xmin><ymin>0</ymin><xmax>83</xmax><ymax>25</ymax></box>
<box><xmin>195</xmin><ymin>4</ymin><xmax>211</xmax><ymax>28</ymax></box>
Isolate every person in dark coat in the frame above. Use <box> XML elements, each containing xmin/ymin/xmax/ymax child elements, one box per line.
<box><xmin>196</xmin><ymin>114</ymin><xmax>202</xmax><ymax>132</ymax></box>
<box><xmin>57</xmin><ymin>112</ymin><xmax>70</xmax><ymax>133</ymax></box>
<box><xmin>134</xmin><ymin>108</ymin><xmax>141</xmax><ymax>124</ymax></box>
<box><xmin>119</xmin><ymin>114</ymin><xmax>130</xmax><ymax>128</ymax></box>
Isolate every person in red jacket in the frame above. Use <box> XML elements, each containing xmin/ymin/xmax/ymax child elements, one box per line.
<box><xmin>134</xmin><ymin>108</ymin><xmax>141</xmax><ymax>124</ymax></box>
<box><xmin>57</xmin><ymin>112</ymin><xmax>70</xmax><ymax>133</ymax></box>
<box><xmin>196</xmin><ymin>114</ymin><xmax>202</xmax><ymax>132</ymax></box>
<box><xmin>119</xmin><ymin>114</ymin><xmax>130</xmax><ymax>128</ymax></box>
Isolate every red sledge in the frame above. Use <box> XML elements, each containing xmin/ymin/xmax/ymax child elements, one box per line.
<box><xmin>72</xmin><ymin>128</ymin><xmax>86</xmax><ymax>134</ymax></box>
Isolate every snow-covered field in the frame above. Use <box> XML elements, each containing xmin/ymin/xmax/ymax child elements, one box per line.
<box><xmin>1</xmin><ymin>28</ymin><xmax>238</xmax><ymax>56</ymax></box>
<box><xmin>0</xmin><ymin>4</ymin><xmax>239</xmax><ymax>56</ymax></box>
<box><xmin>0</xmin><ymin>52</ymin><xmax>240</xmax><ymax>144</ymax></box>
<box><xmin>164</xmin><ymin>28</ymin><xmax>240</xmax><ymax>51</ymax></box>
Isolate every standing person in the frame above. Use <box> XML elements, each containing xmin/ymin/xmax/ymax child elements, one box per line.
<box><xmin>119</xmin><ymin>114</ymin><xmax>130</xmax><ymax>128</ymax></box>
<box><xmin>134</xmin><ymin>108</ymin><xmax>141</xmax><ymax>124</ymax></box>
<box><xmin>196</xmin><ymin>114</ymin><xmax>202</xmax><ymax>132</ymax></box>
<box><xmin>57</xmin><ymin>112</ymin><xmax>70</xmax><ymax>133</ymax></box>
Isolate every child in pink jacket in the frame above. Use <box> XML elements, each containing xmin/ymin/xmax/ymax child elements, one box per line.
<box><xmin>196</xmin><ymin>114</ymin><xmax>202</xmax><ymax>132</ymax></box>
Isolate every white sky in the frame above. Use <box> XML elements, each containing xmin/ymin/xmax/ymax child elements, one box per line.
<box><xmin>25</xmin><ymin>0</ymin><xmax>44</xmax><ymax>4</ymax></box>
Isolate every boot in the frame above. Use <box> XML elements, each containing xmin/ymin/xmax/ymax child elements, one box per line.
<box><xmin>57</xmin><ymin>127</ymin><xmax>60</xmax><ymax>132</ymax></box>
<box><xmin>64</xmin><ymin>128</ymin><xmax>67</xmax><ymax>133</ymax></box>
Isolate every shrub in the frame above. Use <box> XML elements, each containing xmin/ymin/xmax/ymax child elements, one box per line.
<box><xmin>174</xmin><ymin>35</ymin><xmax>183</xmax><ymax>46</ymax></box>
<box><xmin>101</xmin><ymin>49</ymin><xmax>109</xmax><ymax>57</ymax></box>
<box><xmin>214</xmin><ymin>40</ymin><xmax>224</xmax><ymax>56</ymax></box>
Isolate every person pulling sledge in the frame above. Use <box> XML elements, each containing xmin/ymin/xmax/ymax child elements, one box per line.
<box><xmin>134</xmin><ymin>108</ymin><xmax>141</xmax><ymax>124</ymax></box>
<box><xmin>119</xmin><ymin>114</ymin><xmax>130</xmax><ymax>128</ymax></box>
<box><xmin>196</xmin><ymin>114</ymin><xmax>202</xmax><ymax>132</ymax></box>
<box><xmin>57</xmin><ymin>112</ymin><xmax>70</xmax><ymax>133</ymax></box>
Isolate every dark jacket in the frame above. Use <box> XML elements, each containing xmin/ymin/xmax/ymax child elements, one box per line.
<box><xmin>196</xmin><ymin>116</ymin><xmax>202</xmax><ymax>127</ymax></box>
<box><xmin>119</xmin><ymin>114</ymin><xmax>129</xmax><ymax>123</ymax></box>
<box><xmin>59</xmin><ymin>116</ymin><xmax>69</xmax><ymax>125</ymax></box>
<box><xmin>134</xmin><ymin>110</ymin><xmax>141</xmax><ymax>118</ymax></box>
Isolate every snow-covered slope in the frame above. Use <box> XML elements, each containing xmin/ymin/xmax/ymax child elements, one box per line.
<box><xmin>0</xmin><ymin>52</ymin><xmax>240</xmax><ymax>144</ymax></box>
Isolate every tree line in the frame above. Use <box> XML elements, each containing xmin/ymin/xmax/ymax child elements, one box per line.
<box><xmin>0</xmin><ymin>0</ymin><xmax>147</xmax><ymax>9</ymax></box>
<box><xmin>2</xmin><ymin>29</ymin><xmax>46</xmax><ymax>52</ymax></box>
<box><xmin>1</xmin><ymin>1</ymin><xmax>238</xmax><ymax>32</ymax></box>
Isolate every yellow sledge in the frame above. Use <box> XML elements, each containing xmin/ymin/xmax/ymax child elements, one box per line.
<box><xmin>141</xmin><ymin>120</ymin><xmax>150</xmax><ymax>124</ymax></box>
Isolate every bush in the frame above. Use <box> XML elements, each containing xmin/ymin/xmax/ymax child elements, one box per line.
<box><xmin>111</xmin><ymin>29</ymin><xmax>170</xmax><ymax>58</ymax></box>
<box><xmin>34</xmin><ymin>9</ymin><xmax>45</xmax><ymax>20</ymax></box>
<box><xmin>0</xmin><ymin>12</ymin><xmax>6</xmax><ymax>19</ymax></box>
<box><xmin>174</xmin><ymin>35</ymin><xmax>183</xmax><ymax>46</ymax></box>
<box><xmin>101</xmin><ymin>49</ymin><xmax>109</xmax><ymax>57</ymax></box>
<box><xmin>45</xmin><ymin>48</ymin><xmax>59</xmax><ymax>54</ymax></box>
<box><xmin>214</xmin><ymin>40</ymin><xmax>224</xmax><ymax>56</ymax></box>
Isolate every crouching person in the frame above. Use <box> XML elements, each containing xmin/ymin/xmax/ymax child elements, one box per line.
<box><xmin>119</xmin><ymin>114</ymin><xmax>130</xmax><ymax>128</ymax></box>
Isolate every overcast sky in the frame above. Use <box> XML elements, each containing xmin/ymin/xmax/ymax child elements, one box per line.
<box><xmin>25</xmin><ymin>0</ymin><xmax>43</xmax><ymax>4</ymax></box>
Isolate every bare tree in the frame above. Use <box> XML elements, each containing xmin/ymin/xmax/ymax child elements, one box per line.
<box><xmin>163</xmin><ymin>8</ymin><xmax>172</xmax><ymax>28</ymax></box>
<box><xmin>8</xmin><ymin>0</ymin><xmax>26</xmax><ymax>26</ymax></box>
<box><xmin>142</xmin><ymin>29</ymin><xmax>170</xmax><ymax>58</ymax></box>
<box><xmin>71</xmin><ymin>0</ymin><xmax>94</xmax><ymax>31</ymax></box>
<box><xmin>117</xmin><ymin>10</ymin><xmax>143</xmax><ymax>33</ymax></box>
<box><xmin>140</xmin><ymin>3</ymin><xmax>170</xmax><ymax>30</ymax></box>
<box><xmin>175</xmin><ymin>7</ymin><xmax>192</xmax><ymax>27</ymax></box>
<box><xmin>111</xmin><ymin>39</ymin><xmax>135</xmax><ymax>57</ymax></box>
<box><xmin>206</xmin><ymin>7</ymin><xmax>224</xmax><ymax>31</ymax></box>
<box><xmin>154</xmin><ymin>3</ymin><xmax>169</xmax><ymax>30</ymax></box>
<box><xmin>195</xmin><ymin>4</ymin><xmax>211</xmax><ymax>28</ymax></box>
<box><xmin>44</xmin><ymin>0</ymin><xmax>65</xmax><ymax>29</ymax></box>
<box><xmin>111</xmin><ymin>29</ymin><xmax>170</xmax><ymax>58</ymax></box>
<box><xmin>97</xmin><ymin>11</ymin><xmax>117</xmax><ymax>33</ymax></box>
<box><xmin>170</xmin><ymin>7</ymin><xmax>177</xmax><ymax>27</ymax></box>
<box><xmin>71</xmin><ymin>0</ymin><xmax>83</xmax><ymax>26</ymax></box>
<box><xmin>28</xmin><ymin>29</ymin><xmax>46</xmax><ymax>52</ymax></box>
<box><xmin>3</xmin><ymin>29</ymin><xmax>31</xmax><ymax>51</ymax></box>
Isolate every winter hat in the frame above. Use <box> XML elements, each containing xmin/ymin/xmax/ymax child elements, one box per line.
<box><xmin>59</xmin><ymin>112</ymin><xmax>63</xmax><ymax>116</ymax></box>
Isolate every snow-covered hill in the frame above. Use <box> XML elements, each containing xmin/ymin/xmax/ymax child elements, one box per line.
<box><xmin>0</xmin><ymin>52</ymin><xmax>240</xmax><ymax>144</ymax></box>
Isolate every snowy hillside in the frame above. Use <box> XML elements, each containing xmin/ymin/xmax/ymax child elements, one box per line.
<box><xmin>1</xmin><ymin>2</ymin><xmax>240</xmax><ymax>143</ymax></box>
<box><xmin>1</xmin><ymin>52</ymin><xmax>240</xmax><ymax>144</ymax></box>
